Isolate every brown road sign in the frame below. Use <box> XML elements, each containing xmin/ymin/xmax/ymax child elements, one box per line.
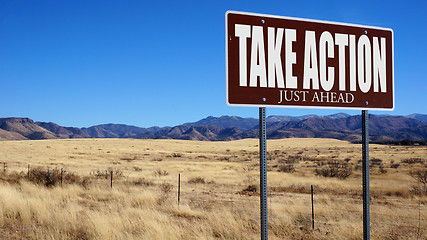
<box><xmin>226</xmin><ymin>11</ymin><xmax>394</xmax><ymax>110</ymax></box>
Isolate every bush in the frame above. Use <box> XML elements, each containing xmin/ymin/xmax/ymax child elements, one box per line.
<box><xmin>390</xmin><ymin>163</ymin><xmax>400</xmax><ymax>168</ymax></box>
<box><xmin>132</xmin><ymin>177</ymin><xmax>154</xmax><ymax>186</ymax></box>
<box><xmin>286</xmin><ymin>155</ymin><xmax>303</xmax><ymax>163</ymax></box>
<box><xmin>28</xmin><ymin>168</ymin><xmax>80</xmax><ymax>187</ymax></box>
<box><xmin>91</xmin><ymin>168</ymin><xmax>122</xmax><ymax>179</ymax></box>
<box><xmin>279</xmin><ymin>164</ymin><xmax>295</xmax><ymax>173</ymax></box>
<box><xmin>410</xmin><ymin>169</ymin><xmax>427</xmax><ymax>185</ymax></box>
<box><xmin>120</xmin><ymin>155</ymin><xmax>139</xmax><ymax>161</ymax></box>
<box><xmin>62</xmin><ymin>170</ymin><xmax>81</xmax><ymax>184</ymax></box>
<box><xmin>109</xmin><ymin>168</ymin><xmax>123</xmax><ymax>177</ymax></box>
<box><xmin>379</xmin><ymin>164</ymin><xmax>387</xmax><ymax>174</ymax></box>
<box><xmin>153</xmin><ymin>169</ymin><xmax>169</xmax><ymax>177</ymax></box>
<box><xmin>402</xmin><ymin>158</ymin><xmax>424</xmax><ymax>165</ymax></box>
<box><xmin>0</xmin><ymin>171</ymin><xmax>25</xmax><ymax>184</ymax></box>
<box><xmin>28</xmin><ymin>168</ymin><xmax>56</xmax><ymax>186</ymax></box>
<box><xmin>133</xmin><ymin>166</ymin><xmax>143</xmax><ymax>171</ymax></box>
<box><xmin>157</xmin><ymin>182</ymin><xmax>173</xmax><ymax>205</ymax></box>
<box><xmin>370</xmin><ymin>158</ymin><xmax>383</xmax><ymax>166</ymax></box>
<box><xmin>293</xmin><ymin>213</ymin><xmax>312</xmax><ymax>230</ymax></box>
<box><xmin>188</xmin><ymin>177</ymin><xmax>205</xmax><ymax>184</ymax></box>
<box><xmin>243</xmin><ymin>184</ymin><xmax>257</xmax><ymax>192</ymax></box>
<box><xmin>160</xmin><ymin>182</ymin><xmax>173</xmax><ymax>193</ymax></box>
<box><xmin>410</xmin><ymin>185</ymin><xmax>427</xmax><ymax>196</ymax></box>
<box><xmin>314</xmin><ymin>160</ymin><xmax>352</xmax><ymax>179</ymax></box>
<box><xmin>91</xmin><ymin>169</ymin><xmax>109</xmax><ymax>179</ymax></box>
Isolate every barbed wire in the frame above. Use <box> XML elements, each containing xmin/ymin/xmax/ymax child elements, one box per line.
<box><xmin>1</xmin><ymin>162</ymin><xmax>426</xmax><ymax>227</ymax></box>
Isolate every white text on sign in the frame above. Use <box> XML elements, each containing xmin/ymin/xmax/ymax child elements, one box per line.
<box><xmin>234</xmin><ymin>24</ymin><xmax>387</xmax><ymax>94</ymax></box>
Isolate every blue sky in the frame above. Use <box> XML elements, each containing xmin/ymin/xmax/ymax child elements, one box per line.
<box><xmin>0</xmin><ymin>0</ymin><xmax>426</xmax><ymax>128</ymax></box>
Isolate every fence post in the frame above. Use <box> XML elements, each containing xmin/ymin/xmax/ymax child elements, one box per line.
<box><xmin>110</xmin><ymin>171</ymin><xmax>113</xmax><ymax>188</ymax></box>
<box><xmin>178</xmin><ymin>173</ymin><xmax>181</xmax><ymax>207</ymax></box>
<box><xmin>417</xmin><ymin>200</ymin><xmax>421</xmax><ymax>239</ymax></box>
<box><xmin>27</xmin><ymin>164</ymin><xmax>30</xmax><ymax>178</ymax></box>
<box><xmin>3</xmin><ymin>162</ymin><xmax>6</xmax><ymax>172</ymax></box>
<box><xmin>61</xmin><ymin>168</ymin><xmax>63</xmax><ymax>186</ymax></box>
<box><xmin>311</xmin><ymin>185</ymin><xmax>315</xmax><ymax>229</ymax></box>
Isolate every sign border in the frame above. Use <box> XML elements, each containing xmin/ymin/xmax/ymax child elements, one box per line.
<box><xmin>225</xmin><ymin>10</ymin><xmax>394</xmax><ymax>111</ymax></box>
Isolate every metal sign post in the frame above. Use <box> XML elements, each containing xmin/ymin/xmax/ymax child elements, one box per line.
<box><xmin>362</xmin><ymin>110</ymin><xmax>370</xmax><ymax>240</ymax></box>
<box><xmin>259</xmin><ymin>107</ymin><xmax>268</xmax><ymax>240</ymax></box>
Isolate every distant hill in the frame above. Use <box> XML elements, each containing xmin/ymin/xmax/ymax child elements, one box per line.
<box><xmin>36</xmin><ymin>122</ymin><xmax>89</xmax><ymax>139</ymax></box>
<box><xmin>80</xmin><ymin>124</ymin><xmax>161</xmax><ymax>138</ymax></box>
<box><xmin>264</xmin><ymin>115</ymin><xmax>425</xmax><ymax>142</ymax></box>
<box><xmin>0</xmin><ymin>113</ymin><xmax>426</xmax><ymax>142</ymax></box>
<box><xmin>183</xmin><ymin>116</ymin><xmax>258</xmax><ymax>131</ymax></box>
<box><xmin>266</xmin><ymin>114</ymin><xmax>318</xmax><ymax>123</ymax></box>
<box><xmin>407</xmin><ymin>114</ymin><xmax>427</xmax><ymax>122</ymax></box>
<box><xmin>0</xmin><ymin>118</ymin><xmax>56</xmax><ymax>140</ymax></box>
<box><xmin>88</xmin><ymin>124</ymin><xmax>162</xmax><ymax>138</ymax></box>
<box><xmin>0</xmin><ymin>128</ymin><xmax>27</xmax><ymax>140</ymax></box>
<box><xmin>267</xmin><ymin>113</ymin><xmax>350</xmax><ymax>123</ymax></box>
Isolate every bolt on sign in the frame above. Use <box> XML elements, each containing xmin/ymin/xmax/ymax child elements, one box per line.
<box><xmin>226</xmin><ymin>11</ymin><xmax>394</xmax><ymax>110</ymax></box>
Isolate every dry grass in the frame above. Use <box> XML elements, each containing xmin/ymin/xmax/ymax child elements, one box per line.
<box><xmin>0</xmin><ymin>138</ymin><xmax>426</xmax><ymax>239</ymax></box>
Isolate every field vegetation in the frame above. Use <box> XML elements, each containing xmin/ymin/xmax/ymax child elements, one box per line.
<box><xmin>0</xmin><ymin>138</ymin><xmax>426</xmax><ymax>239</ymax></box>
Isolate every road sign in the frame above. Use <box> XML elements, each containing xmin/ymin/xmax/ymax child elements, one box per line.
<box><xmin>226</xmin><ymin>11</ymin><xmax>394</xmax><ymax>110</ymax></box>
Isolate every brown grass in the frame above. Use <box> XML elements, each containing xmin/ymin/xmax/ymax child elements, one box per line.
<box><xmin>0</xmin><ymin>138</ymin><xmax>426</xmax><ymax>239</ymax></box>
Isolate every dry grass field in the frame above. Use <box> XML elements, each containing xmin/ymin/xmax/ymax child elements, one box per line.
<box><xmin>0</xmin><ymin>138</ymin><xmax>426</xmax><ymax>239</ymax></box>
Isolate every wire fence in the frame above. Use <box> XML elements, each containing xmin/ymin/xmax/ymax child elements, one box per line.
<box><xmin>1</xmin><ymin>161</ymin><xmax>426</xmax><ymax>236</ymax></box>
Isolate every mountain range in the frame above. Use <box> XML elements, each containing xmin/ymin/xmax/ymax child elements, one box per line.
<box><xmin>0</xmin><ymin>113</ymin><xmax>426</xmax><ymax>142</ymax></box>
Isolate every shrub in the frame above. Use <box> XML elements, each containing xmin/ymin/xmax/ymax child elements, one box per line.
<box><xmin>28</xmin><ymin>168</ymin><xmax>80</xmax><ymax>187</ymax></box>
<box><xmin>28</xmin><ymin>168</ymin><xmax>56</xmax><ymax>186</ymax></box>
<box><xmin>157</xmin><ymin>182</ymin><xmax>173</xmax><ymax>205</ymax></box>
<box><xmin>91</xmin><ymin>169</ymin><xmax>110</xmax><ymax>179</ymax></box>
<box><xmin>379</xmin><ymin>164</ymin><xmax>387</xmax><ymax>174</ymax></box>
<box><xmin>80</xmin><ymin>176</ymin><xmax>92</xmax><ymax>189</ymax></box>
<box><xmin>188</xmin><ymin>177</ymin><xmax>205</xmax><ymax>184</ymax></box>
<box><xmin>390</xmin><ymin>163</ymin><xmax>400</xmax><ymax>168</ymax></box>
<box><xmin>108</xmin><ymin>168</ymin><xmax>123</xmax><ymax>177</ymax></box>
<box><xmin>62</xmin><ymin>170</ymin><xmax>81</xmax><ymax>184</ymax></box>
<box><xmin>160</xmin><ymin>182</ymin><xmax>173</xmax><ymax>194</ymax></box>
<box><xmin>0</xmin><ymin>171</ymin><xmax>25</xmax><ymax>184</ymax></box>
<box><xmin>120</xmin><ymin>155</ymin><xmax>139</xmax><ymax>161</ymax></box>
<box><xmin>133</xmin><ymin>166</ymin><xmax>143</xmax><ymax>171</ymax></box>
<box><xmin>314</xmin><ymin>160</ymin><xmax>352</xmax><ymax>179</ymax></box>
<box><xmin>293</xmin><ymin>213</ymin><xmax>312</xmax><ymax>230</ymax></box>
<box><xmin>286</xmin><ymin>155</ymin><xmax>303</xmax><ymax>163</ymax></box>
<box><xmin>410</xmin><ymin>185</ymin><xmax>427</xmax><ymax>196</ymax></box>
<box><xmin>279</xmin><ymin>164</ymin><xmax>295</xmax><ymax>173</ymax></box>
<box><xmin>409</xmin><ymin>169</ymin><xmax>427</xmax><ymax>185</ymax></box>
<box><xmin>91</xmin><ymin>168</ymin><xmax>122</xmax><ymax>179</ymax></box>
<box><xmin>153</xmin><ymin>169</ymin><xmax>169</xmax><ymax>177</ymax></box>
<box><xmin>402</xmin><ymin>158</ymin><xmax>424</xmax><ymax>164</ymax></box>
<box><xmin>132</xmin><ymin>177</ymin><xmax>154</xmax><ymax>186</ymax></box>
<box><xmin>243</xmin><ymin>184</ymin><xmax>257</xmax><ymax>192</ymax></box>
<box><xmin>370</xmin><ymin>158</ymin><xmax>383</xmax><ymax>166</ymax></box>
